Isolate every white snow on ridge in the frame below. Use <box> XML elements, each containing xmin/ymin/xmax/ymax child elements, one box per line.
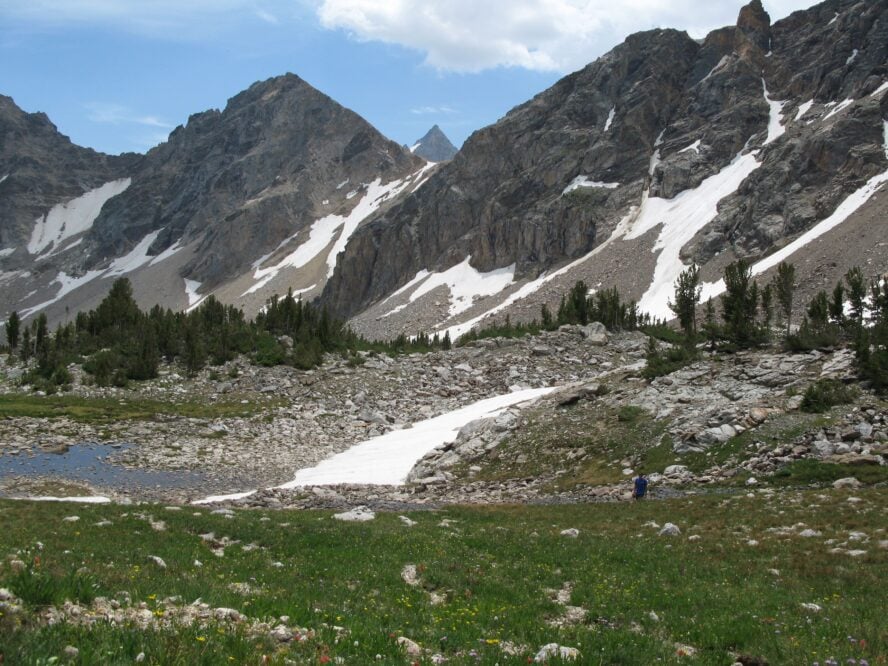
<box><xmin>562</xmin><ymin>176</ymin><xmax>620</xmax><ymax>195</ymax></box>
<box><xmin>20</xmin><ymin>227</ymin><xmax>175</xmax><ymax>319</ymax></box>
<box><xmin>629</xmin><ymin>81</ymin><xmax>788</xmax><ymax>320</ymax></box>
<box><xmin>194</xmin><ymin>386</ymin><xmax>555</xmax><ymax>503</ymax></box>
<box><xmin>604</xmin><ymin>106</ymin><xmax>615</xmax><ymax>132</ymax></box>
<box><xmin>409</xmin><ymin>142</ymin><xmax>421</xmax><ymax>153</ymax></box>
<box><xmin>762</xmin><ymin>80</ymin><xmax>787</xmax><ymax>145</ymax></box>
<box><xmin>823</xmin><ymin>98</ymin><xmax>854</xmax><ymax>121</ymax></box>
<box><xmin>0</xmin><ymin>174</ymin><xmax>8</xmax><ymax>185</ymax></box>
<box><xmin>28</xmin><ymin>178</ymin><xmax>131</xmax><ymax>255</ymax></box>
<box><xmin>795</xmin><ymin>100</ymin><xmax>814</xmax><ymax>122</ymax></box>
<box><xmin>105</xmin><ymin>230</ymin><xmax>161</xmax><ymax>277</ymax></box>
<box><xmin>828</xmin><ymin>12</ymin><xmax>839</xmax><ymax>25</ymax></box>
<box><xmin>871</xmin><ymin>81</ymin><xmax>888</xmax><ymax>97</ymax></box>
<box><xmin>381</xmin><ymin>256</ymin><xmax>515</xmax><ymax>321</ymax></box>
<box><xmin>149</xmin><ymin>240</ymin><xmax>184</xmax><ymax>267</ymax></box>
<box><xmin>19</xmin><ymin>269</ymin><xmax>105</xmax><ymax>319</ymax></box>
<box><xmin>243</xmin><ymin>167</ymin><xmax>433</xmax><ymax>297</ymax></box>
<box><xmin>629</xmin><ymin>151</ymin><xmax>761</xmax><ymax>321</ymax></box>
<box><xmin>700</xmin><ymin>121</ymin><xmax>888</xmax><ymax>304</ymax></box>
<box><xmin>679</xmin><ymin>140</ymin><xmax>702</xmax><ymax>154</ymax></box>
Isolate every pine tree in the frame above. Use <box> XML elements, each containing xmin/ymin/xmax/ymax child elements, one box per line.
<box><xmin>845</xmin><ymin>267</ymin><xmax>867</xmax><ymax>328</ymax></box>
<box><xmin>721</xmin><ymin>259</ymin><xmax>760</xmax><ymax>347</ymax></box>
<box><xmin>774</xmin><ymin>261</ymin><xmax>796</xmax><ymax>338</ymax></box>
<box><xmin>5</xmin><ymin>311</ymin><xmax>20</xmax><ymax>350</ymax></box>
<box><xmin>669</xmin><ymin>263</ymin><xmax>701</xmax><ymax>340</ymax></box>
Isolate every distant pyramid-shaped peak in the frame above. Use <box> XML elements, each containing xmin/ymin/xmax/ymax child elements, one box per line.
<box><xmin>410</xmin><ymin>125</ymin><xmax>458</xmax><ymax>162</ymax></box>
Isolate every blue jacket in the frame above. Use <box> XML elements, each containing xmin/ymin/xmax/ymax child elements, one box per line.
<box><xmin>634</xmin><ymin>476</ymin><xmax>648</xmax><ymax>496</ymax></box>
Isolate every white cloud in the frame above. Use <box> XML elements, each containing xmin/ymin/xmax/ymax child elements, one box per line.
<box><xmin>316</xmin><ymin>0</ymin><xmax>818</xmax><ymax>73</ymax></box>
<box><xmin>85</xmin><ymin>102</ymin><xmax>172</xmax><ymax>128</ymax></box>
<box><xmin>410</xmin><ymin>105</ymin><xmax>457</xmax><ymax>115</ymax></box>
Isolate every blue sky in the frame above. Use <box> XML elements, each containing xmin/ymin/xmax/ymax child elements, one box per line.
<box><xmin>0</xmin><ymin>0</ymin><xmax>814</xmax><ymax>156</ymax></box>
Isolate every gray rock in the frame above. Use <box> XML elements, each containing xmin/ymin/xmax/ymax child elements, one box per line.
<box><xmin>658</xmin><ymin>523</ymin><xmax>681</xmax><ymax>537</ymax></box>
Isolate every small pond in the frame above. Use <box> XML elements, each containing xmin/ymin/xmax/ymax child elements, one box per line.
<box><xmin>0</xmin><ymin>443</ymin><xmax>204</xmax><ymax>491</ymax></box>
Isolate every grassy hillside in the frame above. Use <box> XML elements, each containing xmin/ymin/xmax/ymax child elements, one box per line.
<box><xmin>1</xmin><ymin>489</ymin><xmax>885</xmax><ymax>664</ymax></box>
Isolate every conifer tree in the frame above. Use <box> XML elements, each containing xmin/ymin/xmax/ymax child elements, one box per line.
<box><xmin>669</xmin><ymin>263</ymin><xmax>701</xmax><ymax>340</ymax></box>
<box><xmin>5</xmin><ymin>310</ymin><xmax>20</xmax><ymax>350</ymax></box>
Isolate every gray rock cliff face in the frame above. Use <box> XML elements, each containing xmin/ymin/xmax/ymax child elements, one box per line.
<box><xmin>322</xmin><ymin>0</ymin><xmax>888</xmax><ymax>321</ymax></box>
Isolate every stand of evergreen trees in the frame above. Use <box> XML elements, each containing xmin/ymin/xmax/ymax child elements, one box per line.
<box><xmin>644</xmin><ymin>257</ymin><xmax>888</xmax><ymax>392</ymax></box>
<box><xmin>3</xmin><ymin>278</ymin><xmax>451</xmax><ymax>392</ymax></box>
<box><xmin>5</xmin><ymin>263</ymin><xmax>887</xmax><ymax>395</ymax></box>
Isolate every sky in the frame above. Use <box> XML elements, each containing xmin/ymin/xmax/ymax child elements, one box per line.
<box><xmin>0</xmin><ymin>0</ymin><xmax>815</xmax><ymax>156</ymax></box>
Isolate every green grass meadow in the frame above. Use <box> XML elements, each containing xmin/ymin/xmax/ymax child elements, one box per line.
<box><xmin>1</xmin><ymin>489</ymin><xmax>885</xmax><ymax>665</ymax></box>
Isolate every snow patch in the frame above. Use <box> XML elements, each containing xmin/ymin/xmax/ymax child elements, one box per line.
<box><xmin>336</xmin><ymin>179</ymin><xmax>349</xmax><ymax>190</ymax></box>
<box><xmin>629</xmin><ymin>151</ymin><xmax>761</xmax><ymax>320</ymax></box>
<box><xmin>105</xmin><ymin>230</ymin><xmax>161</xmax><ymax>277</ymax></box>
<box><xmin>603</xmin><ymin>106</ymin><xmax>615</xmax><ymax>132</ymax></box>
<box><xmin>762</xmin><ymin>79</ymin><xmax>787</xmax><ymax>145</ymax></box>
<box><xmin>871</xmin><ymin>82</ymin><xmax>888</xmax><ymax>98</ymax></box>
<box><xmin>194</xmin><ymin>387</ymin><xmax>555</xmax><ymax>502</ymax></box>
<box><xmin>28</xmin><ymin>179</ymin><xmax>131</xmax><ymax>255</ymax></box>
<box><xmin>436</xmin><ymin>210</ymin><xmax>636</xmax><ymax>341</ymax></box>
<box><xmin>19</xmin><ymin>495</ymin><xmax>112</xmax><ymax>504</ymax></box>
<box><xmin>701</xmin><ymin>133</ymin><xmax>888</xmax><ymax>303</ymax></box>
<box><xmin>828</xmin><ymin>12</ymin><xmax>839</xmax><ymax>25</ymax></box>
<box><xmin>19</xmin><ymin>269</ymin><xmax>105</xmax><ymax>319</ymax></box>
<box><xmin>0</xmin><ymin>248</ymin><xmax>14</xmax><ymax>258</ymax></box>
<box><xmin>283</xmin><ymin>387</ymin><xmax>555</xmax><ymax>487</ymax></box>
<box><xmin>243</xmin><ymin>166</ymin><xmax>433</xmax><ymax>297</ymax></box>
<box><xmin>0</xmin><ymin>174</ymin><xmax>8</xmax><ymax>185</ymax></box>
<box><xmin>700</xmin><ymin>55</ymin><xmax>730</xmax><ymax>84</ymax></box>
<box><xmin>184</xmin><ymin>279</ymin><xmax>205</xmax><ymax>312</ymax></box>
<box><xmin>148</xmin><ymin>240</ymin><xmax>184</xmax><ymax>266</ymax></box>
<box><xmin>562</xmin><ymin>176</ymin><xmax>620</xmax><ymax>195</ymax></box>
<box><xmin>846</xmin><ymin>49</ymin><xmax>858</xmax><ymax>66</ymax></box>
<box><xmin>678</xmin><ymin>140</ymin><xmax>701</xmax><ymax>154</ymax></box>
<box><xmin>381</xmin><ymin>256</ymin><xmax>515</xmax><ymax>321</ymax></box>
<box><xmin>409</xmin><ymin>142</ymin><xmax>421</xmax><ymax>153</ymax></box>
<box><xmin>795</xmin><ymin>100</ymin><xmax>814</xmax><ymax>122</ymax></box>
<box><xmin>823</xmin><ymin>98</ymin><xmax>854</xmax><ymax>121</ymax></box>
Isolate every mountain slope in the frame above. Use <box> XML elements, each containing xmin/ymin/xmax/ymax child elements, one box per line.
<box><xmin>0</xmin><ymin>74</ymin><xmax>430</xmax><ymax>324</ymax></box>
<box><xmin>322</xmin><ymin>0</ymin><xmax>888</xmax><ymax>339</ymax></box>
<box><xmin>410</xmin><ymin>125</ymin><xmax>459</xmax><ymax>162</ymax></box>
<box><xmin>0</xmin><ymin>97</ymin><xmax>137</xmax><ymax>253</ymax></box>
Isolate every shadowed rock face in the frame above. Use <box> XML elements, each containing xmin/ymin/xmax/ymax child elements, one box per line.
<box><xmin>80</xmin><ymin>73</ymin><xmax>424</xmax><ymax>288</ymax></box>
<box><xmin>321</xmin><ymin>0</ymin><xmax>888</xmax><ymax>320</ymax></box>
<box><xmin>0</xmin><ymin>97</ymin><xmax>137</xmax><ymax>251</ymax></box>
<box><xmin>411</xmin><ymin>126</ymin><xmax>458</xmax><ymax>162</ymax></box>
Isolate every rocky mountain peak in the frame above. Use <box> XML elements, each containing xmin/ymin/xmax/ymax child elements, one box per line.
<box><xmin>737</xmin><ymin>0</ymin><xmax>772</xmax><ymax>49</ymax></box>
<box><xmin>411</xmin><ymin>125</ymin><xmax>458</xmax><ymax>162</ymax></box>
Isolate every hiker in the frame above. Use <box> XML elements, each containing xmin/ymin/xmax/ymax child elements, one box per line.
<box><xmin>632</xmin><ymin>473</ymin><xmax>648</xmax><ymax>500</ymax></box>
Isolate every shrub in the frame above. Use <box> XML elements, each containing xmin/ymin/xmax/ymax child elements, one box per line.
<box><xmin>800</xmin><ymin>378</ymin><xmax>857</xmax><ymax>413</ymax></box>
